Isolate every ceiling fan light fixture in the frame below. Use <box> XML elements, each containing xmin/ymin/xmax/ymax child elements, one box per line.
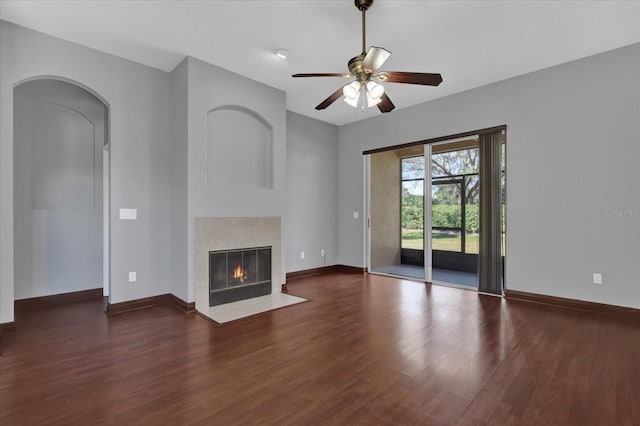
<box><xmin>343</xmin><ymin>81</ymin><xmax>361</xmax><ymax>100</ymax></box>
<box><xmin>366</xmin><ymin>92</ymin><xmax>382</xmax><ymax>107</ymax></box>
<box><xmin>344</xmin><ymin>95</ymin><xmax>359</xmax><ymax>108</ymax></box>
<box><xmin>366</xmin><ymin>80</ymin><xmax>384</xmax><ymax>99</ymax></box>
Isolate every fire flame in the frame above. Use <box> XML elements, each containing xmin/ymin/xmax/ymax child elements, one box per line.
<box><xmin>232</xmin><ymin>264</ymin><xmax>246</xmax><ymax>282</ymax></box>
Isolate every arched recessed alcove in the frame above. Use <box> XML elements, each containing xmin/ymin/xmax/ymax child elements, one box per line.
<box><xmin>13</xmin><ymin>75</ymin><xmax>111</xmax><ymax>109</ymax></box>
<box><xmin>206</xmin><ymin>105</ymin><xmax>273</xmax><ymax>189</ymax></box>
<box><xmin>13</xmin><ymin>78</ymin><xmax>110</xmax><ymax>300</ymax></box>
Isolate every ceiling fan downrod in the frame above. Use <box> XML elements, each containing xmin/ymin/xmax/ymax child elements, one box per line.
<box><xmin>355</xmin><ymin>0</ymin><xmax>374</xmax><ymax>55</ymax></box>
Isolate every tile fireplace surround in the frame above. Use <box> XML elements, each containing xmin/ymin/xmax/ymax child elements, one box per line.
<box><xmin>194</xmin><ymin>217</ymin><xmax>282</xmax><ymax>321</ymax></box>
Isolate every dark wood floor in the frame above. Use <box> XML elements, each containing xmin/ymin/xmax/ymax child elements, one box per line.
<box><xmin>1</xmin><ymin>273</ymin><xmax>639</xmax><ymax>425</ymax></box>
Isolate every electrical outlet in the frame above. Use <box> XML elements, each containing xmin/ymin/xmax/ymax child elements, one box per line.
<box><xmin>300</xmin><ymin>251</ymin><xmax>305</xmax><ymax>259</ymax></box>
<box><xmin>593</xmin><ymin>273</ymin><xmax>602</xmax><ymax>284</ymax></box>
<box><xmin>321</xmin><ymin>250</ymin><xmax>325</xmax><ymax>257</ymax></box>
<box><xmin>129</xmin><ymin>271</ymin><xmax>137</xmax><ymax>282</ymax></box>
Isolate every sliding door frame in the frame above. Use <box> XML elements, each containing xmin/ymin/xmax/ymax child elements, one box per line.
<box><xmin>423</xmin><ymin>144</ymin><xmax>433</xmax><ymax>282</ymax></box>
<box><xmin>363</xmin><ymin>125</ymin><xmax>507</xmax><ymax>290</ymax></box>
<box><xmin>364</xmin><ymin>154</ymin><xmax>371</xmax><ymax>272</ymax></box>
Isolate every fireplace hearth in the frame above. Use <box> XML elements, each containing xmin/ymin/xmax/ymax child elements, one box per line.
<box><xmin>209</xmin><ymin>246</ymin><xmax>272</xmax><ymax>306</ymax></box>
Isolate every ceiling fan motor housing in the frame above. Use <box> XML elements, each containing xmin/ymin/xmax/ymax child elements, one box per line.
<box><xmin>348</xmin><ymin>54</ymin><xmax>370</xmax><ymax>82</ymax></box>
<box><xmin>354</xmin><ymin>0</ymin><xmax>374</xmax><ymax>11</ymax></box>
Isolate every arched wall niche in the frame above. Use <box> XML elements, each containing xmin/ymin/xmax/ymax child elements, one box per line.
<box><xmin>13</xmin><ymin>77</ymin><xmax>109</xmax><ymax>299</ymax></box>
<box><xmin>205</xmin><ymin>105</ymin><xmax>274</xmax><ymax>189</ymax></box>
<box><xmin>13</xmin><ymin>75</ymin><xmax>111</xmax><ymax>153</ymax></box>
<box><xmin>14</xmin><ymin>75</ymin><xmax>111</xmax><ymax>109</ymax></box>
<box><xmin>21</xmin><ymin>102</ymin><xmax>96</xmax><ymax>210</ymax></box>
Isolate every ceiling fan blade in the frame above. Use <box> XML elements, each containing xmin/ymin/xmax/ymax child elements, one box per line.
<box><xmin>315</xmin><ymin>85</ymin><xmax>347</xmax><ymax>110</ymax></box>
<box><xmin>377</xmin><ymin>93</ymin><xmax>395</xmax><ymax>113</ymax></box>
<box><xmin>362</xmin><ymin>46</ymin><xmax>391</xmax><ymax>74</ymax></box>
<box><xmin>292</xmin><ymin>73</ymin><xmax>352</xmax><ymax>78</ymax></box>
<box><xmin>377</xmin><ymin>72</ymin><xmax>443</xmax><ymax>86</ymax></box>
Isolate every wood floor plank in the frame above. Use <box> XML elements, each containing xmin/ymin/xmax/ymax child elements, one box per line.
<box><xmin>1</xmin><ymin>272</ymin><xmax>640</xmax><ymax>425</ymax></box>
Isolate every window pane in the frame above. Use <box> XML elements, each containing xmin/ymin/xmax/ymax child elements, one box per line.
<box><xmin>402</xmin><ymin>228</ymin><xmax>423</xmax><ymax>250</ymax></box>
<box><xmin>401</xmin><ymin>180</ymin><xmax>423</xmax><ymax>249</ymax></box>
<box><xmin>402</xmin><ymin>156</ymin><xmax>424</xmax><ymax>180</ymax></box>
<box><xmin>432</xmin><ymin>229</ymin><xmax>461</xmax><ymax>252</ymax></box>
<box><xmin>431</xmin><ymin>183</ymin><xmax>461</xmax><ymax>227</ymax></box>
<box><xmin>431</xmin><ymin>148</ymin><xmax>479</xmax><ymax>178</ymax></box>
<box><xmin>465</xmin><ymin>230</ymin><xmax>479</xmax><ymax>254</ymax></box>
<box><xmin>464</xmin><ymin>175</ymin><xmax>479</xmax><ymax>254</ymax></box>
<box><xmin>432</xmin><ymin>182</ymin><xmax>461</xmax><ymax>252</ymax></box>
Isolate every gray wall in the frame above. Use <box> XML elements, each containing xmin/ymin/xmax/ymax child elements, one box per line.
<box><xmin>339</xmin><ymin>43</ymin><xmax>640</xmax><ymax>308</ymax></box>
<box><xmin>185</xmin><ymin>57</ymin><xmax>286</xmax><ymax>302</ymax></box>
<box><xmin>206</xmin><ymin>107</ymin><xmax>273</xmax><ymax>189</ymax></box>
<box><xmin>0</xmin><ymin>21</ymin><xmax>173</xmax><ymax>322</ymax></box>
<box><xmin>370</xmin><ymin>150</ymin><xmax>401</xmax><ymax>269</ymax></box>
<box><xmin>14</xmin><ymin>79</ymin><xmax>105</xmax><ymax>299</ymax></box>
<box><xmin>1</xmin><ymin>19</ymin><xmax>637</xmax><ymax>322</ymax></box>
<box><xmin>285</xmin><ymin>111</ymin><xmax>339</xmax><ymax>272</ymax></box>
<box><xmin>169</xmin><ymin>58</ymin><xmax>189</xmax><ymax>301</ymax></box>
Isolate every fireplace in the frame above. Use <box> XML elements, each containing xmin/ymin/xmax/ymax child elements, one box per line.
<box><xmin>209</xmin><ymin>246</ymin><xmax>272</xmax><ymax>306</ymax></box>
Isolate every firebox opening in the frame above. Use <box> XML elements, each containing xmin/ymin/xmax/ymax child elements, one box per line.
<box><xmin>209</xmin><ymin>246</ymin><xmax>272</xmax><ymax>306</ymax></box>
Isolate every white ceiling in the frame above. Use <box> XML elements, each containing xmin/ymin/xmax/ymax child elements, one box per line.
<box><xmin>1</xmin><ymin>1</ymin><xmax>639</xmax><ymax>126</ymax></box>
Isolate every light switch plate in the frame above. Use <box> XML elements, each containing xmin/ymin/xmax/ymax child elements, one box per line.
<box><xmin>128</xmin><ymin>271</ymin><xmax>136</xmax><ymax>282</ymax></box>
<box><xmin>353</xmin><ymin>211</ymin><xmax>359</xmax><ymax>219</ymax></box>
<box><xmin>119</xmin><ymin>208</ymin><xmax>137</xmax><ymax>220</ymax></box>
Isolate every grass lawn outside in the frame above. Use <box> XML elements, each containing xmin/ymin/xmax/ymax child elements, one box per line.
<box><xmin>401</xmin><ymin>229</ymin><xmax>479</xmax><ymax>253</ymax></box>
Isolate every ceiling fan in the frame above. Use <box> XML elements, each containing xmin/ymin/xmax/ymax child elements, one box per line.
<box><xmin>292</xmin><ymin>0</ymin><xmax>443</xmax><ymax>113</ymax></box>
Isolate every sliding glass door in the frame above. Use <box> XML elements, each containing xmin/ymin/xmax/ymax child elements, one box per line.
<box><xmin>364</xmin><ymin>129</ymin><xmax>505</xmax><ymax>293</ymax></box>
<box><xmin>401</xmin><ymin>156</ymin><xmax>425</xmax><ymax>266</ymax></box>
